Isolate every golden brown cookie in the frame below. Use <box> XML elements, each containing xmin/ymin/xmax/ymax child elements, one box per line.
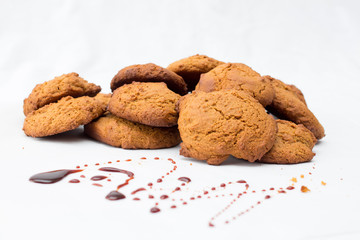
<box><xmin>167</xmin><ymin>54</ymin><xmax>224</xmax><ymax>91</ymax></box>
<box><xmin>108</xmin><ymin>82</ymin><xmax>181</xmax><ymax>127</ymax></box>
<box><xmin>265</xmin><ymin>76</ymin><xmax>325</xmax><ymax>139</ymax></box>
<box><xmin>259</xmin><ymin>120</ymin><xmax>317</xmax><ymax>164</ymax></box>
<box><xmin>84</xmin><ymin>113</ymin><xmax>181</xmax><ymax>149</ymax></box>
<box><xmin>195</xmin><ymin>63</ymin><xmax>275</xmax><ymax>107</ymax></box>
<box><xmin>23</xmin><ymin>72</ymin><xmax>101</xmax><ymax>116</ymax></box>
<box><xmin>23</xmin><ymin>96</ymin><xmax>106</xmax><ymax>137</ymax></box>
<box><xmin>177</xmin><ymin>90</ymin><xmax>277</xmax><ymax>165</ymax></box>
<box><xmin>110</xmin><ymin>63</ymin><xmax>188</xmax><ymax>95</ymax></box>
<box><xmin>94</xmin><ymin>93</ymin><xmax>112</xmax><ymax>109</ymax></box>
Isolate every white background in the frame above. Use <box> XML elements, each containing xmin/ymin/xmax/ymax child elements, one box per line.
<box><xmin>1</xmin><ymin>0</ymin><xmax>360</xmax><ymax>239</ymax></box>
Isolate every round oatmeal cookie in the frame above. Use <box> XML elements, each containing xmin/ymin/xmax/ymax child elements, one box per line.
<box><xmin>94</xmin><ymin>93</ymin><xmax>112</xmax><ymax>109</ymax></box>
<box><xmin>195</xmin><ymin>63</ymin><xmax>274</xmax><ymax>107</ymax></box>
<box><xmin>23</xmin><ymin>72</ymin><xmax>101</xmax><ymax>116</ymax></box>
<box><xmin>177</xmin><ymin>90</ymin><xmax>277</xmax><ymax>165</ymax></box>
<box><xmin>167</xmin><ymin>54</ymin><xmax>224</xmax><ymax>91</ymax></box>
<box><xmin>110</xmin><ymin>63</ymin><xmax>187</xmax><ymax>95</ymax></box>
<box><xmin>259</xmin><ymin>120</ymin><xmax>317</xmax><ymax>164</ymax></box>
<box><xmin>108</xmin><ymin>82</ymin><xmax>181</xmax><ymax>127</ymax></box>
<box><xmin>23</xmin><ymin>96</ymin><xmax>106</xmax><ymax>137</ymax></box>
<box><xmin>265</xmin><ymin>76</ymin><xmax>325</xmax><ymax>139</ymax></box>
<box><xmin>84</xmin><ymin>113</ymin><xmax>181</xmax><ymax>149</ymax></box>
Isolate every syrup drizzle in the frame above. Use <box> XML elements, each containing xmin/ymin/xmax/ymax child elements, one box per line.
<box><xmin>29</xmin><ymin>169</ymin><xmax>83</xmax><ymax>184</ymax></box>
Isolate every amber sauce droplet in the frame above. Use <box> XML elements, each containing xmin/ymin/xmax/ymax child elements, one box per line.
<box><xmin>90</xmin><ymin>175</ymin><xmax>108</xmax><ymax>181</ymax></box>
<box><xmin>150</xmin><ymin>207</ymin><xmax>160</xmax><ymax>213</ymax></box>
<box><xmin>69</xmin><ymin>179</ymin><xmax>80</xmax><ymax>183</ymax></box>
<box><xmin>160</xmin><ymin>195</ymin><xmax>169</xmax><ymax>200</ymax></box>
<box><xmin>178</xmin><ymin>177</ymin><xmax>191</xmax><ymax>183</ymax></box>
<box><xmin>98</xmin><ymin>167</ymin><xmax>134</xmax><ymax>190</ymax></box>
<box><xmin>29</xmin><ymin>169</ymin><xmax>83</xmax><ymax>184</ymax></box>
<box><xmin>131</xmin><ymin>188</ymin><xmax>146</xmax><ymax>195</ymax></box>
<box><xmin>106</xmin><ymin>191</ymin><xmax>125</xmax><ymax>200</ymax></box>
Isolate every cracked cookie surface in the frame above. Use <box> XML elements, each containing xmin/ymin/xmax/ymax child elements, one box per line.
<box><xmin>195</xmin><ymin>63</ymin><xmax>275</xmax><ymax>106</ymax></box>
<box><xmin>84</xmin><ymin>113</ymin><xmax>181</xmax><ymax>149</ymax></box>
<box><xmin>265</xmin><ymin>76</ymin><xmax>325</xmax><ymax>139</ymax></box>
<box><xmin>108</xmin><ymin>82</ymin><xmax>180</xmax><ymax>127</ymax></box>
<box><xmin>177</xmin><ymin>90</ymin><xmax>277</xmax><ymax>165</ymax></box>
<box><xmin>259</xmin><ymin>120</ymin><xmax>317</xmax><ymax>164</ymax></box>
<box><xmin>110</xmin><ymin>63</ymin><xmax>187</xmax><ymax>95</ymax></box>
<box><xmin>23</xmin><ymin>72</ymin><xmax>101</xmax><ymax>116</ymax></box>
<box><xmin>167</xmin><ymin>54</ymin><xmax>224</xmax><ymax>91</ymax></box>
<box><xmin>23</xmin><ymin>96</ymin><xmax>106</xmax><ymax>137</ymax></box>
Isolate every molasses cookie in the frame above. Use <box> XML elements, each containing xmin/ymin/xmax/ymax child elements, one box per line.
<box><xmin>195</xmin><ymin>63</ymin><xmax>274</xmax><ymax>107</ymax></box>
<box><xmin>177</xmin><ymin>90</ymin><xmax>277</xmax><ymax>165</ymax></box>
<box><xmin>259</xmin><ymin>120</ymin><xmax>317</xmax><ymax>164</ymax></box>
<box><xmin>110</xmin><ymin>63</ymin><xmax>187</xmax><ymax>95</ymax></box>
<box><xmin>94</xmin><ymin>93</ymin><xmax>112</xmax><ymax>109</ymax></box>
<box><xmin>167</xmin><ymin>54</ymin><xmax>224</xmax><ymax>91</ymax></box>
<box><xmin>23</xmin><ymin>72</ymin><xmax>101</xmax><ymax>116</ymax></box>
<box><xmin>23</xmin><ymin>96</ymin><xmax>106</xmax><ymax>137</ymax></box>
<box><xmin>108</xmin><ymin>82</ymin><xmax>181</xmax><ymax>127</ymax></box>
<box><xmin>84</xmin><ymin>113</ymin><xmax>181</xmax><ymax>149</ymax></box>
<box><xmin>265</xmin><ymin>76</ymin><xmax>325</xmax><ymax>139</ymax></box>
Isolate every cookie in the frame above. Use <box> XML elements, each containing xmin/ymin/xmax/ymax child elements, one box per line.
<box><xmin>23</xmin><ymin>96</ymin><xmax>106</xmax><ymax>137</ymax></box>
<box><xmin>108</xmin><ymin>82</ymin><xmax>181</xmax><ymax>127</ymax></box>
<box><xmin>110</xmin><ymin>63</ymin><xmax>188</xmax><ymax>95</ymax></box>
<box><xmin>265</xmin><ymin>76</ymin><xmax>325</xmax><ymax>139</ymax></box>
<box><xmin>177</xmin><ymin>90</ymin><xmax>277</xmax><ymax>165</ymax></box>
<box><xmin>259</xmin><ymin>120</ymin><xmax>317</xmax><ymax>164</ymax></box>
<box><xmin>23</xmin><ymin>72</ymin><xmax>101</xmax><ymax>116</ymax></box>
<box><xmin>94</xmin><ymin>93</ymin><xmax>112</xmax><ymax>109</ymax></box>
<box><xmin>167</xmin><ymin>54</ymin><xmax>224</xmax><ymax>91</ymax></box>
<box><xmin>84</xmin><ymin>113</ymin><xmax>181</xmax><ymax>149</ymax></box>
<box><xmin>195</xmin><ymin>63</ymin><xmax>275</xmax><ymax>107</ymax></box>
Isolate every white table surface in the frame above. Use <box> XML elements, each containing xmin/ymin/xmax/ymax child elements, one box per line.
<box><xmin>1</xmin><ymin>0</ymin><xmax>360</xmax><ymax>239</ymax></box>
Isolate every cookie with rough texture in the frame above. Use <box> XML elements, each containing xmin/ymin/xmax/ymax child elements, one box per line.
<box><xmin>195</xmin><ymin>63</ymin><xmax>275</xmax><ymax>107</ymax></box>
<box><xmin>110</xmin><ymin>63</ymin><xmax>187</xmax><ymax>95</ymax></box>
<box><xmin>84</xmin><ymin>113</ymin><xmax>181</xmax><ymax>149</ymax></box>
<box><xmin>177</xmin><ymin>90</ymin><xmax>277</xmax><ymax>165</ymax></box>
<box><xmin>167</xmin><ymin>54</ymin><xmax>224</xmax><ymax>91</ymax></box>
<box><xmin>23</xmin><ymin>96</ymin><xmax>106</xmax><ymax>137</ymax></box>
<box><xmin>265</xmin><ymin>76</ymin><xmax>325</xmax><ymax>139</ymax></box>
<box><xmin>108</xmin><ymin>82</ymin><xmax>181</xmax><ymax>127</ymax></box>
<box><xmin>94</xmin><ymin>93</ymin><xmax>112</xmax><ymax>109</ymax></box>
<box><xmin>23</xmin><ymin>72</ymin><xmax>101</xmax><ymax>116</ymax></box>
<box><xmin>259</xmin><ymin>120</ymin><xmax>317</xmax><ymax>164</ymax></box>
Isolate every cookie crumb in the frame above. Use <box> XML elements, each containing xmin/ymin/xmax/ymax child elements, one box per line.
<box><xmin>321</xmin><ymin>181</ymin><xmax>326</xmax><ymax>186</ymax></box>
<box><xmin>301</xmin><ymin>186</ymin><xmax>310</xmax><ymax>193</ymax></box>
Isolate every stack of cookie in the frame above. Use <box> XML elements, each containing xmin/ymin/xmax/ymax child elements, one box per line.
<box><xmin>23</xmin><ymin>73</ymin><xmax>106</xmax><ymax>137</ymax></box>
<box><xmin>171</xmin><ymin>55</ymin><xmax>324</xmax><ymax>165</ymax></box>
<box><xmin>84</xmin><ymin>63</ymin><xmax>186</xmax><ymax>149</ymax></box>
<box><xmin>22</xmin><ymin>54</ymin><xmax>325</xmax><ymax>165</ymax></box>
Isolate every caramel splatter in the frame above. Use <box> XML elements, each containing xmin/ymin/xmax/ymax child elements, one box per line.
<box><xmin>300</xmin><ymin>174</ymin><xmax>304</xmax><ymax>178</ymax></box>
<box><xmin>321</xmin><ymin>181</ymin><xmax>326</xmax><ymax>186</ymax></box>
<box><xmin>291</xmin><ymin>177</ymin><xmax>297</xmax><ymax>183</ymax></box>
